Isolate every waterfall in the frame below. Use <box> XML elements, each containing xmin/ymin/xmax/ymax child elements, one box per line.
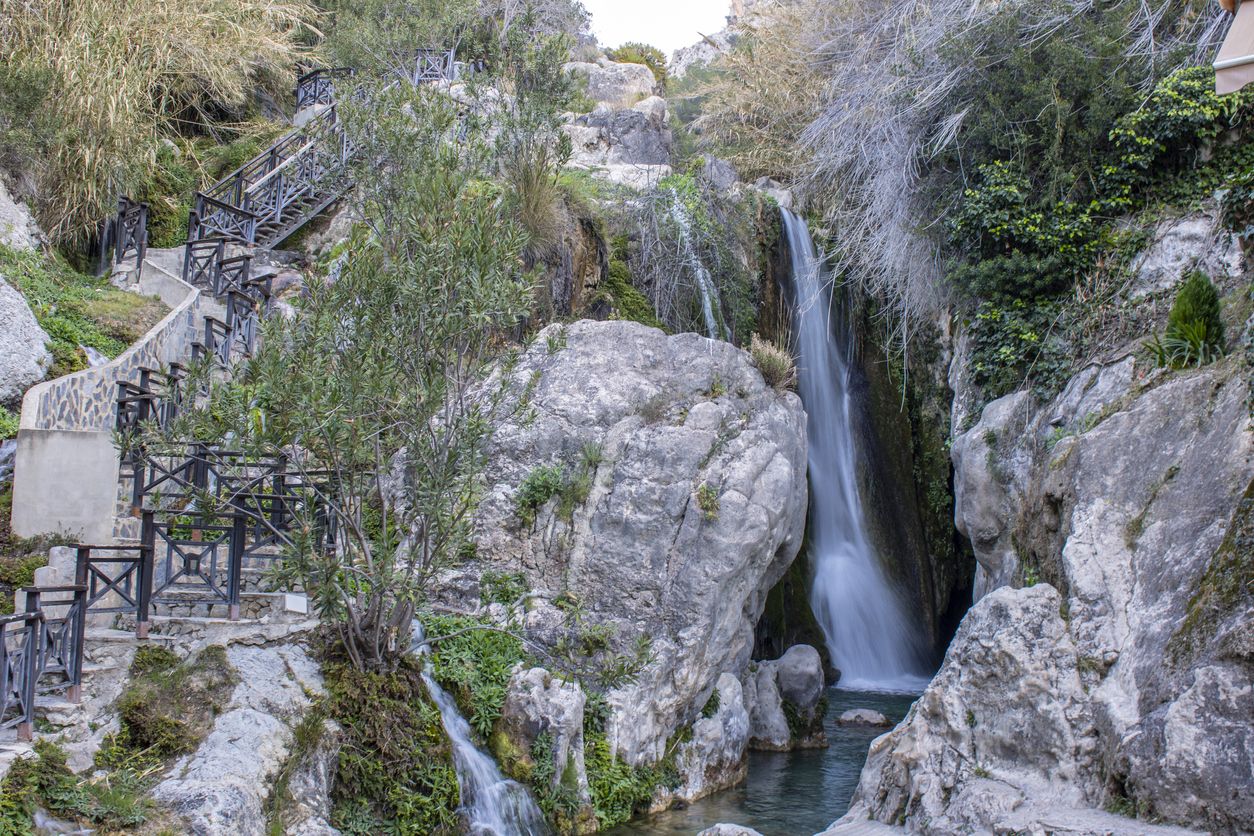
<box><xmin>666</xmin><ymin>189</ymin><xmax>727</xmax><ymax>341</ymax></box>
<box><xmin>780</xmin><ymin>210</ymin><xmax>930</xmax><ymax>694</ymax></box>
<box><xmin>410</xmin><ymin>623</ymin><xmax>549</xmax><ymax>835</ymax></box>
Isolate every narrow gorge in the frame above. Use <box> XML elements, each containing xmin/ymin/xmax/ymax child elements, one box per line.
<box><xmin>0</xmin><ymin>1</ymin><xmax>1249</xmax><ymax>835</ymax></box>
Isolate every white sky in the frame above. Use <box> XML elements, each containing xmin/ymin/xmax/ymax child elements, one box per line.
<box><xmin>581</xmin><ymin>0</ymin><xmax>731</xmax><ymax>55</ymax></box>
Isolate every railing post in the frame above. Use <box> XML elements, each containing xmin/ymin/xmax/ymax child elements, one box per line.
<box><xmin>17</xmin><ymin>614</ymin><xmax>39</xmax><ymax>742</ymax></box>
<box><xmin>66</xmin><ymin>587</ymin><xmax>85</xmax><ymax>704</ymax></box>
<box><xmin>138</xmin><ymin>512</ymin><xmax>155</xmax><ymax>639</ymax></box>
<box><xmin>228</xmin><ymin>511</ymin><xmax>245</xmax><ymax>621</ymax></box>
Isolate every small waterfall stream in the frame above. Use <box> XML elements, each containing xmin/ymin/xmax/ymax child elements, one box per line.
<box><xmin>666</xmin><ymin>189</ymin><xmax>727</xmax><ymax>341</ymax></box>
<box><xmin>410</xmin><ymin>623</ymin><xmax>548</xmax><ymax>835</ymax></box>
<box><xmin>781</xmin><ymin>210</ymin><xmax>929</xmax><ymax>693</ymax></box>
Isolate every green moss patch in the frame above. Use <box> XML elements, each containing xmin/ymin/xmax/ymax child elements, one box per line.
<box><xmin>0</xmin><ymin>245</ymin><xmax>167</xmax><ymax>379</ymax></box>
<box><xmin>324</xmin><ymin>655</ymin><xmax>460</xmax><ymax>835</ymax></box>
<box><xmin>0</xmin><ymin>740</ymin><xmax>155</xmax><ymax>833</ymax></box>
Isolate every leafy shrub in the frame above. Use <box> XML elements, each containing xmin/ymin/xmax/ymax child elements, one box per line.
<box><xmin>324</xmin><ymin>656</ymin><xmax>460</xmax><ymax>835</ymax></box>
<box><xmin>749</xmin><ymin>333</ymin><xmax>796</xmax><ymax>391</ymax></box>
<box><xmin>1148</xmin><ymin>270</ymin><xmax>1226</xmax><ymax>368</ymax></box>
<box><xmin>606</xmin><ymin>42</ymin><xmax>667</xmax><ymax>90</ymax></box>
<box><xmin>584</xmin><ymin>731</ymin><xmax>678</xmax><ymax>829</ymax></box>
<box><xmin>1103</xmin><ymin>66</ymin><xmax>1254</xmax><ymax>212</ymax></box>
<box><xmin>0</xmin><ymin>740</ymin><xmax>150</xmax><ymax>832</ymax></box>
<box><xmin>602</xmin><ymin>256</ymin><xmax>663</xmax><ymax>329</ymax></box>
<box><xmin>0</xmin><ymin>407</ymin><xmax>17</xmax><ymax>439</ymax></box>
<box><xmin>967</xmin><ymin>300</ymin><xmax>1071</xmax><ymax>400</ymax></box>
<box><xmin>515</xmin><ymin>465</ymin><xmax>567</xmax><ymax>526</ymax></box>
<box><xmin>425</xmin><ymin>613</ymin><xmax>525</xmax><ymax>738</ymax></box>
<box><xmin>696</xmin><ymin>483</ymin><xmax>720</xmax><ymax>521</ymax></box>
<box><xmin>480</xmin><ymin>570</ymin><xmax>529</xmax><ymax>606</ymax></box>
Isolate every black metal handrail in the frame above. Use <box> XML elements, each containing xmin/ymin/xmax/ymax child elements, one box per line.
<box><xmin>296</xmin><ymin>67</ymin><xmax>354</xmax><ymax>110</ymax></box>
<box><xmin>0</xmin><ymin>611</ymin><xmax>42</xmax><ymax>740</ymax></box>
<box><xmin>99</xmin><ymin>197</ymin><xmax>149</xmax><ymax>277</ymax></box>
<box><xmin>22</xmin><ymin>586</ymin><xmax>87</xmax><ymax>704</ymax></box>
<box><xmin>75</xmin><ymin>544</ymin><xmax>153</xmax><ymax>638</ymax></box>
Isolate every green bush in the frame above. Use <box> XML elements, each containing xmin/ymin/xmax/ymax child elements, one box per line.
<box><xmin>0</xmin><ymin>740</ymin><xmax>150</xmax><ymax>832</ymax></box>
<box><xmin>0</xmin><ymin>407</ymin><xmax>17</xmax><ymax>439</ymax></box>
<box><xmin>515</xmin><ymin>465</ymin><xmax>567</xmax><ymax>526</ymax></box>
<box><xmin>602</xmin><ymin>256</ymin><xmax>663</xmax><ymax>329</ymax></box>
<box><xmin>425</xmin><ymin>613</ymin><xmax>525</xmax><ymax>738</ymax></box>
<box><xmin>324</xmin><ymin>656</ymin><xmax>460</xmax><ymax>835</ymax></box>
<box><xmin>0</xmin><ymin>245</ymin><xmax>167</xmax><ymax>378</ymax></box>
<box><xmin>967</xmin><ymin>300</ymin><xmax>1071</xmax><ymax>400</ymax></box>
<box><xmin>606</xmin><ymin>42</ymin><xmax>667</xmax><ymax>90</ymax></box>
<box><xmin>1149</xmin><ymin>270</ymin><xmax>1226</xmax><ymax>368</ymax></box>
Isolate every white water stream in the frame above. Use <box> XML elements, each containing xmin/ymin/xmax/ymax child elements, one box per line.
<box><xmin>666</xmin><ymin>189</ymin><xmax>727</xmax><ymax>341</ymax></box>
<box><xmin>410</xmin><ymin>622</ymin><xmax>548</xmax><ymax>835</ymax></box>
<box><xmin>782</xmin><ymin>210</ymin><xmax>930</xmax><ymax>694</ymax></box>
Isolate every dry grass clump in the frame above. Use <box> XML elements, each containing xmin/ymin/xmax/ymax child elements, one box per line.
<box><xmin>691</xmin><ymin>0</ymin><xmax>840</xmax><ymax>184</ymax></box>
<box><xmin>750</xmin><ymin>333</ymin><xmax>797</xmax><ymax>391</ymax></box>
<box><xmin>0</xmin><ymin>0</ymin><xmax>319</xmax><ymax>244</ymax></box>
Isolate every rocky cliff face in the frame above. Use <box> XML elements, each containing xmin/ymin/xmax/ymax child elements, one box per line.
<box><xmin>836</xmin><ymin>210</ymin><xmax>1254</xmax><ymax>833</ymax></box>
<box><xmin>453</xmin><ymin>319</ymin><xmax>809</xmax><ymax>791</ymax></box>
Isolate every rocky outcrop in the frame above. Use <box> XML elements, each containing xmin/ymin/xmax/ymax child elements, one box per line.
<box><xmin>564</xmin><ymin>60</ymin><xmax>657</xmax><ymax>107</ymax></box>
<box><xmin>461</xmin><ymin>320</ymin><xmax>808</xmax><ymax>779</ymax></box>
<box><xmin>152</xmin><ymin>644</ymin><xmax>328</xmax><ymax>836</ymax></box>
<box><xmin>671</xmin><ymin>673</ymin><xmax>750</xmax><ymax>802</ymax></box>
<box><xmin>743</xmin><ymin>644</ymin><xmax>826</xmax><ymax>751</ymax></box>
<box><xmin>0</xmin><ymin>179</ymin><xmax>44</xmax><ymax>251</ymax></box>
<box><xmin>0</xmin><ymin>275</ymin><xmax>51</xmax><ymax>405</ymax></box>
<box><xmin>565</xmin><ymin>97</ymin><xmax>673</xmax><ymax>189</ymax></box>
<box><xmin>837</xmin><ymin>709</ymin><xmax>890</xmax><ymax>727</ymax></box>
<box><xmin>495</xmin><ymin>666</ymin><xmax>591</xmax><ymax>809</ymax></box>
<box><xmin>852</xmin><ymin>207</ymin><xmax>1253</xmax><ymax>832</ymax></box>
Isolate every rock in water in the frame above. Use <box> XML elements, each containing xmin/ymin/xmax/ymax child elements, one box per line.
<box><xmin>0</xmin><ymin>276</ymin><xmax>51</xmax><ymax>405</ymax></box>
<box><xmin>837</xmin><ymin>709</ymin><xmax>890</xmax><ymax>727</ymax></box>
<box><xmin>466</xmin><ymin>320</ymin><xmax>808</xmax><ymax>780</ymax></box>
<box><xmin>743</xmin><ymin>644</ymin><xmax>827</xmax><ymax>751</ymax></box>
<box><xmin>697</xmin><ymin>826</ymin><xmax>765</xmax><ymax>836</ymax></box>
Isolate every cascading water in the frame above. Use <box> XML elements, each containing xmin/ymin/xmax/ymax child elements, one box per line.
<box><xmin>666</xmin><ymin>189</ymin><xmax>727</xmax><ymax>341</ymax></box>
<box><xmin>409</xmin><ymin>623</ymin><xmax>548</xmax><ymax>836</ymax></box>
<box><xmin>781</xmin><ymin>210</ymin><xmax>930</xmax><ymax>693</ymax></box>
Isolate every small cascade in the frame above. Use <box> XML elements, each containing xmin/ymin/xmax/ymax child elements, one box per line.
<box><xmin>780</xmin><ymin>209</ymin><xmax>930</xmax><ymax>693</ymax></box>
<box><xmin>410</xmin><ymin>623</ymin><xmax>548</xmax><ymax>836</ymax></box>
<box><xmin>666</xmin><ymin>189</ymin><xmax>727</xmax><ymax>340</ymax></box>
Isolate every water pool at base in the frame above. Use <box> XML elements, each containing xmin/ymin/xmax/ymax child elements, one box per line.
<box><xmin>609</xmin><ymin>689</ymin><xmax>920</xmax><ymax>836</ymax></box>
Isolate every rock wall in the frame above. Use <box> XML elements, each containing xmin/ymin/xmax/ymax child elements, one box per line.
<box><xmin>460</xmin><ymin>320</ymin><xmax>809</xmax><ymax>782</ymax></box>
<box><xmin>836</xmin><ymin>209</ymin><xmax>1254</xmax><ymax>833</ymax></box>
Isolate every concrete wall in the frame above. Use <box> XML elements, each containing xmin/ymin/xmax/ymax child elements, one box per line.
<box><xmin>10</xmin><ymin>258</ymin><xmax>207</xmax><ymax>542</ymax></box>
<box><xmin>10</xmin><ymin>429</ymin><xmax>121</xmax><ymax>543</ymax></box>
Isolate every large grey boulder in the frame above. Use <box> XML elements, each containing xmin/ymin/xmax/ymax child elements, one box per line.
<box><xmin>565</xmin><ymin>96</ymin><xmax>674</xmax><ymax>188</ymax></box>
<box><xmin>696</xmin><ymin>826</ymin><xmax>763</xmax><ymax>836</ymax></box>
<box><xmin>152</xmin><ymin>645</ymin><xmax>326</xmax><ymax>836</ymax></box>
<box><xmin>464</xmin><ymin>320</ymin><xmax>809</xmax><ymax>777</ymax></box>
<box><xmin>913</xmin><ymin>339</ymin><xmax>1253</xmax><ymax>831</ymax></box>
<box><xmin>671</xmin><ymin>673</ymin><xmax>750</xmax><ymax>801</ymax></box>
<box><xmin>497</xmin><ymin>667</ymin><xmax>590</xmax><ymax>805</ymax></box>
<box><xmin>0</xmin><ymin>276</ymin><xmax>51</xmax><ymax>405</ymax></box>
<box><xmin>564</xmin><ymin>60</ymin><xmax>656</xmax><ymax>107</ymax></box>
<box><xmin>0</xmin><ymin>180</ymin><xmax>44</xmax><ymax>251</ymax></box>
<box><xmin>743</xmin><ymin>644</ymin><xmax>826</xmax><ymax>751</ymax></box>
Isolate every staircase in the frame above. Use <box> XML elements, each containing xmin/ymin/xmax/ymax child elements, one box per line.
<box><xmin>0</xmin><ymin>54</ymin><xmax>468</xmax><ymax>750</ymax></box>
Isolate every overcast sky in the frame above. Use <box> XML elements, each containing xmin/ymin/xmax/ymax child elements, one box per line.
<box><xmin>581</xmin><ymin>0</ymin><xmax>731</xmax><ymax>55</ymax></box>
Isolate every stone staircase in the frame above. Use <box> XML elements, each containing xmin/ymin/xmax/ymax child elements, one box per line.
<box><xmin>2</xmin><ymin>50</ymin><xmax>468</xmax><ymax>770</ymax></box>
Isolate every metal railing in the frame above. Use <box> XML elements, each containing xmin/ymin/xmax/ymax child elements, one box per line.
<box><xmin>0</xmin><ymin>585</ymin><xmax>86</xmax><ymax>740</ymax></box>
<box><xmin>296</xmin><ymin>67</ymin><xmax>354</xmax><ymax>110</ymax></box>
<box><xmin>98</xmin><ymin>197</ymin><xmax>149</xmax><ymax>277</ymax></box>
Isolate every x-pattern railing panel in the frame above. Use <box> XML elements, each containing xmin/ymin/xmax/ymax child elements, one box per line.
<box><xmin>0</xmin><ymin>613</ymin><xmax>40</xmax><ymax>735</ymax></box>
<box><xmin>151</xmin><ymin>521</ymin><xmax>233</xmax><ymax>604</ymax></box>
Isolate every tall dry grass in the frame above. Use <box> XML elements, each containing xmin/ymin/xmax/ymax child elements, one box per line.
<box><xmin>0</xmin><ymin>0</ymin><xmax>319</xmax><ymax>244</ymax></box>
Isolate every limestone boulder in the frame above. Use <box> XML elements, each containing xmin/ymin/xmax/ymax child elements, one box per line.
<box><xmin>564</xmin><ymin>60</ymin><xmax>657</xmax><ymax>107</ymax></box>
<box><xmin>671</xmin><ymin>673</ymin><xmax>750</xmax><ymax>801</ymax></box>
<box><xmin>742</xmin><ymin>645</ymin><xmax>826</xmax><ymax>751</ymax></box>
<box><xmin>0</xmin><ymin>276</ymin><xmax>51</xmax><ymax>405</ymax></box>
<box><xmin>565</xmin><ymin>96</ymin><xmax>673</xmax><ymax>180</ymax></box>
<box><xmin>0</xmin><ymin>179</ymin><xmax>44</xmax><ymax>251</ymax></box>
<box><xmin>837</xmin><ymin>709</ymin><xmax>890</xmax><ymax>727</ymax></box>
<box><xmin>152</xmin><ymin>645</ymin><xmax>327</xmax><ymax>836</ymax></box>
<box><xmin>696</xmin><ymin>826</ymin><xmax>763</xmax><ymax>836</ymax></box>
<box><xmin>465</xmin><ymin>320</ymin><xmax>809</xmax><ymax>773</ymax></box>
<box><xmin>496</xmin><ymin>667</ymin><xmax>590</xmax><ymax>805</ymax></box>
